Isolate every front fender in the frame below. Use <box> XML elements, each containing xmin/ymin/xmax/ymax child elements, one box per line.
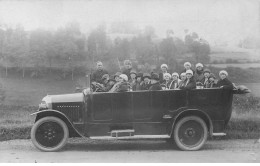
<box><xmin>31</xmin><ymin>109</ymin><xmax>85</xmax><ymax>138</ymax></box>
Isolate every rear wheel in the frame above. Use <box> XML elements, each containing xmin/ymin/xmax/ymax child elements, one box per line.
<box><xmin>31</xmin><ymin>116</ymin><xmax>69</xmax><ymax>152</ymax></box>
<box><xmin>173</xmin><ymin>116</ymin><xmax>208</xmax><ymax>151</ymax></box>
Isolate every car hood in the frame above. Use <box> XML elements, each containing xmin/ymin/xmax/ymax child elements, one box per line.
<box><xmin>45</xmin><ymin>93</ymin><xmax>84</xmax><ymax>103</ymax></box>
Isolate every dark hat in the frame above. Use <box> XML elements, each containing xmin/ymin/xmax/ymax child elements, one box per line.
<box><xmin>130</xmin><ymin>69</ymin><xmax>137</xmax><ymax>75</ymax></box>
<box><xmin>203</xmin><ymin>68</ymin><xmax>211</xmax><ymax>74</ymax></box>
<box><xmin>136</xmin><ymin>72</ymin><xmax>143</xmax><ymax>78</ymax></box>
<box><xmin>143</xmin><ymin>73</ymin><xmax>151</xmax><ymax>79</ymax></box>
<box><xmin>151</xmin><ymin>73</ymin><xmax>159</xmax><ymax>81</ymax></box>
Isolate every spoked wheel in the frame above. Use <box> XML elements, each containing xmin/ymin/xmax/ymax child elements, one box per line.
<box><xmin>174</xmin><ymin>116</ymin><xmax>208</xmax><ymax>151</ymax></box>
<box><xmin>31</xmin><ymin>116</ymin><xmax>69</xmax><ymax>152</ymax></box>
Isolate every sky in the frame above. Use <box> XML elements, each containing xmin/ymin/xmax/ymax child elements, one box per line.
<box><xmin>0</xmin><ymin>0</ymin><xmax>259</xmax><ymax>45</ymax></box>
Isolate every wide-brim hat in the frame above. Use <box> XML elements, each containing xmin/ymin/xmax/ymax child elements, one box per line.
<box><xmin>119</xmin><ymin>74</ymin><xmax>128</xmax><ymax>81</ymax></box>
<box><xmin>136</xmin><ymin>72</ymin><xmax>143</xmax><ymax>78</ymax></box>
<box><xmin>130</xmin><ymin>69</ymin><xmax>137</xmax><ymax>75</ymax></box>
<box><xmin>143</xmin><ymin>73</ymin><xmax>151</xmax><ymax>79</ymax></box>
<box><xmin>203</xmin><ymin>68</ymin><xmax>211</xmax><ymax>74</ymax></box>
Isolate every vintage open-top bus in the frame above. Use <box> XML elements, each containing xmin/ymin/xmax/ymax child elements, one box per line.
<box><xmin>30</xmin><ymin>87</ymin><xmax>249</xmax><ymax>152</ymax></box>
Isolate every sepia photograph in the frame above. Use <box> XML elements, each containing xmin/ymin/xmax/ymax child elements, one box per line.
<box><xmin>0</xmin><ymin>0</ymin><xmax>259</xmax><ymax>163</ymax></box>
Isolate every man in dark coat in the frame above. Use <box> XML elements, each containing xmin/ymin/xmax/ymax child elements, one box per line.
<box><xmin>149</xmin><ymin>73</ymin><xmax>162</xmax><ymax>91</ymax></box>
<box><xmin>194</xmin><ymin>63</ymin><xmax>204</xmax><ymax>83</ymax></box>
<box><xmin>91</xmin><ymin>61</ymin><xmax>108</xmax><ymax>84</ymax></box>
<box><xmin>216</xmin><ymin>70</ymin><xmax>233</xmax><ymax>90</ymax></box>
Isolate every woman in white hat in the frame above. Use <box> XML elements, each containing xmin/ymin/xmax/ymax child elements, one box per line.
<box><xmin>216</xmin><ymin>70</ymin><xmax>233</xmax><ymax>90</ymax></box>
<box><xmin>159</xmin><ymin>64</ymin><xmax>168</xmax><ymax>84</ymax></box>
<box><xmin>194</xmin><ymin>63</ymin><xmax>204</xmax><ymax>83</ymax></box>
<box><xmin>169</xmin><ymin>72</ymin><xmax>181</xmax><ymax>89</ymax></box>
<box><xmin>180</xmin><ymin>69</ymin><xmax>196</xmax><ymax>90</ymax></box>
<box><xmin>161</xmin><ymin>73</ymin><xmax>171</xmax><ymax>90</ymax></box>
<box><xmin>181</xmin><ymin>62</ymin><xmax>195</xmax><ymax>75</ymax></box>
<box><xmin>109</xmin><ymin>74</ymin><xmax>131</xmax><ymax>92</ymax></box>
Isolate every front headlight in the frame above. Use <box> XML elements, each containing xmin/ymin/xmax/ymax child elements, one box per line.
<box><xmin>38</xmin><ymin>96</ymin><xmax>52</xmax><ymax>110</ymax></box>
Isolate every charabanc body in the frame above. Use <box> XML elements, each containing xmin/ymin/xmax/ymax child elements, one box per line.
<box><xmin>31</xmin><ymin>88</ymin><xmax>248</xmax><ymax>151</ymax></box>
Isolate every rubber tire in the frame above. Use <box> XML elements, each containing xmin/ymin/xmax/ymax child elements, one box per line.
<box><xmin>31</xmin><ymin>116</ymin><xmax>69</xmax><ymax>152</ymax></box>
<box><xmin>173</xmin><ymin>116</ymin><xmax>208</xmax><ymax>151</ymax></box>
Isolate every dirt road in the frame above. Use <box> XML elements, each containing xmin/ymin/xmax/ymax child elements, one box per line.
<box><xmin>0</xmin><ymin>138</ymin><xmax>260</xmax><ymax>163</ymax></box>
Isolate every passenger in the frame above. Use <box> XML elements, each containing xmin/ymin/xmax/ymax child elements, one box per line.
<box><xmin>216</xmin><ymin>70</ymin><xmax>234</xmax><ymax>90</ymax></box>
<box><xmin>194</xmin><ymin>63</ymin><xmax>204</xmax><ymax>83</ymax></box>
<box><xmin>159</xmin><ymin>64</ymin><xmax>168</xmax><ymax>84</ymax></box>
<box><xmin>91</xmin><ymin>61</ymin><xmax>109</xmax><ymax>84</ymax></box>
<box><xmin>181</xmin><ymin>62</ymin><xmax>195</xmax><ymax>74</ymax></box>
<box><xmin>179</xmin><ymin>70</ymin><xmax>196</xmax><ymax>90</ymax></box>
<box><xmin>133</xmin><ymin>72</ymin><xmax>143</xmax><ymax>91</ymax></box>
<box><xmin>109</xmin><ymin>74</ymin><xmax>130</xmax><ymax>92</ymax></box>
<box><xmin>178</xmin><ymin>72</ymin><xmax>187</xmax><ymax>89</ymax></box>
<box><xmin>122</xmin><ymin>60</ymin><xmax>133</xmax><ymax>80</ymax></box>
<box><xmin>114</xmin><ymin>72</ymin><xmax>122</xmax><ymax>82</ymax></box>
<box><xmin>201</xmin><ymin>69</ymin><xmax>217</xmax><ymax>88</ymax></box>
<box><xmin>161</xmin><ymin>73</ymin><xmax>171</xmax><ymax>90</ymax></box>
<box><xmin>140</xmin><ymin>73</ymin><xmax>151</xmax><ymax>90</ymax></box>
<box><xmin>129</xmin><ymin>69</ymin><xmax>137</xmax><ymax>88</ymax></box>
<box><xmin>149</xmin><ymin>73</ymin><xmax>162</xmax><ymax>91</ymax></box>
<box><xmin>169</xmin><ymin>72</ymin><xmax>181</xmax><ymax>89</ymax></box>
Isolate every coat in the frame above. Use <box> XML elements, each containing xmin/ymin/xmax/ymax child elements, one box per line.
<box><xmin>122</xmin><ymin>67</ymin><xmax>132</xmax><ymax>80</ymax></box>
<box><xmin>169</xmin><ymin>79</ymin><xmax>181</xmax><ymax>89</ymax></box>
<box><xmin>91</xmin><ymin>69</ymin><xmax>108</xmax><ymax>84</ymax></box>
<box><xmin>194</xmin><ymin>69</ymin><xmax>204</xmax><ymax>83</ymax></box>
<box><xmin>149</xmin><ymin>82</ymin><xmax>162</xmax><ymax>91</ymax></box>
<box><xmin>180</xmin><ymin>76</ymin><xmax>196</xmax><ymax>90</ymax></box>
<box><xmin>141</xmin><ymin>81</ymin><xmax>152</xmax><ymax>90</ymax></box>
<box><xmin>216</xmin><ymin>78</ymin><xmax>233</xmax><ymax>90</ymax></box>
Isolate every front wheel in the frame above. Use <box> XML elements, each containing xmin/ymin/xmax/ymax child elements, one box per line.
<box><xmin>31</xmin><ymin>116</ymin><xmax>69</xmax><ymax>152</ymax></box>
<box><xmin>173</xmin><ymin>116</ymin><xmax>208</xmax><ymax>151</ymax></box>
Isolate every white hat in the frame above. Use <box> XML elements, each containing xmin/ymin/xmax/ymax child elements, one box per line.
<box><xmin>184</xmin><ymin>62</ymin><xmax>191</xmax><ymax>67</ymax></box>
<box><xmin>161</xmin><ymin>64</ymin><xmax>168</xmax><ymax>69</ymax></box>
<box><xmin>186</xmin><ymin>69</ymin><xmax>193</xmax><ymax>75</ymax></box>
<box><xmin>219</xmin><ymin>70</ymin><xmax>228</xmax><ymax>76</ymax></box>
<box><xmin>163</xmin><ymin>73</ymin><xmax>171</xmax><ymax>79</ymax></box>
<box><xmin>196</xmin><ymin>63</ymin><xmax>203</xmax><ymax>68</ymax></box>
<box><xmin>119</xmin><ymin>74</ymin><xmax>128</xmax><ymax>81</ymax></box>
<box><xmin>180</xmin><ymin>72</ymin><xmax>186</xmax><ymax>77</ymax></box>
<box><xmin>172</xmin><ymin>72</ymin><xmax>179</xmax><ymax>78</ymax></box>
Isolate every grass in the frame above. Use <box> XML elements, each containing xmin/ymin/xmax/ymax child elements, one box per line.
<box><xmin>0</xmin><ymin>95</ymin><xmax>260</xmax><ymax>141</ymax></box>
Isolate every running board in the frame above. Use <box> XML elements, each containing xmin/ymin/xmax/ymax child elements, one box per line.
<box><xmin>212</xmin><ymin>133</ymin><xmax>226</xmax><ymax>136</ymax></box>
<box><xmin>90</xmin><ymin>135</ymin><xmax>171</xmax><ymax>140</ymax></box>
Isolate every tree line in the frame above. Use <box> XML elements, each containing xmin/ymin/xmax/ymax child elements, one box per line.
<box><xmin>0</xmin><ymin>23</ymin><xmax>210</xmax><ymax>80</ymax></box>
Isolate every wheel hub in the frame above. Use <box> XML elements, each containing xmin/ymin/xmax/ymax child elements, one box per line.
<box><xmin>185</xmin><ymin>128</ymin><xmax>195</xmax><ymax>137</ymax></box>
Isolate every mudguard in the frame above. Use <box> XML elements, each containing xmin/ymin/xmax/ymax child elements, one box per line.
<box><xmin>31</xmin><ymin>109</ymin><xmax>85</xmax><ymax>138</ymax></box>
<box><xmin>168</xmin><ymin>108</ymin><xmax>213</xmax><ymax>137</ymax></box>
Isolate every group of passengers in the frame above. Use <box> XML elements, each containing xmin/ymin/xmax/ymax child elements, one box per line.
<box><xmin>90</xmin><ymin>60</ymin><xmax>234</xmax><ymax>92</ymax></box>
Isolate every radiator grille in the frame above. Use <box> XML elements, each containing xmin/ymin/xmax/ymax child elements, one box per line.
<box><xmin>53</xmin><ymin>102</ymin><xmax>83</xmax><ymax>122</ymax></box>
